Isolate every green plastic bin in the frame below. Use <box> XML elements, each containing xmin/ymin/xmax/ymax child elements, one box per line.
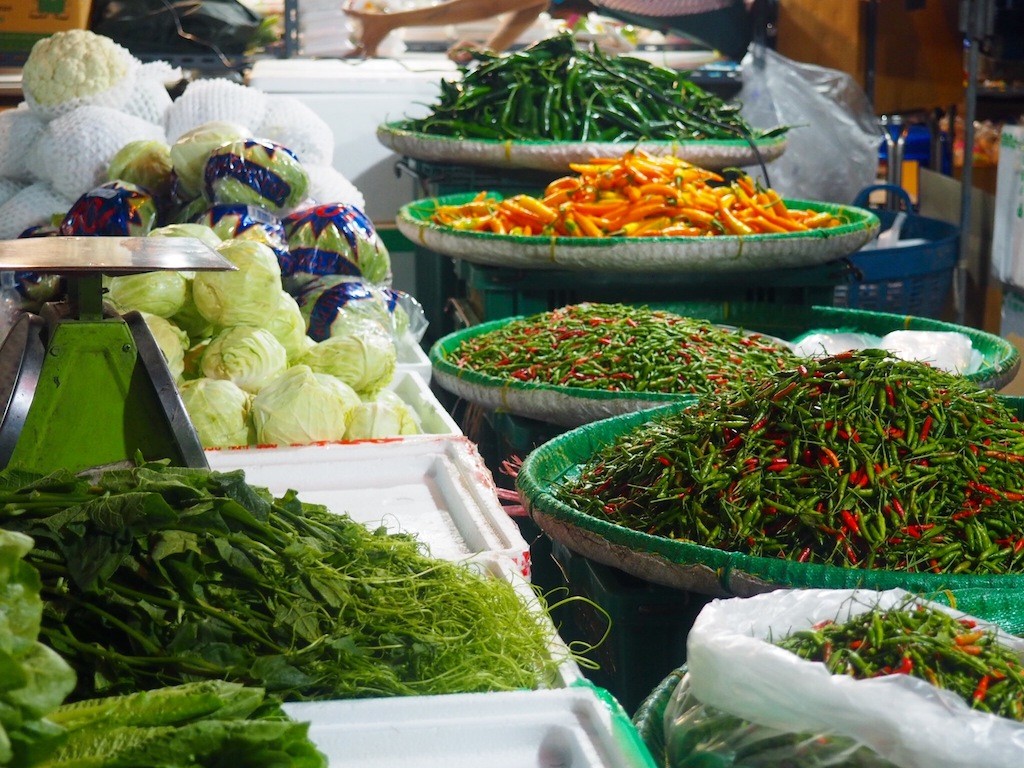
<box><xmin>552</xmin><ymin>540</ymin><xmax>712</xmax><ymax>717</ymax></box>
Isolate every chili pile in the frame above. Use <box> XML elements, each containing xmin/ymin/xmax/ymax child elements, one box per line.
<box><xmin>556</xmin><ymin>349</ymin><xmax>1024</xmax><ymax>574</ymax></box>
<box><xmin>430</xmin><ymin>152</ymin><xmax>843</xmax><ymax>238</ymax></box>
<box><xmin>442</xmin><ymin>303</ymin><xmax>795</xmax><ymax>397</ymax></box>
<box><xmin>406</xmin><ymin>34</ymin><xmax>780</xmax><ymax>143</ymax></box>
<box><xmin>776</xmin><ymin>600</ymin><xmax>1024</xmax><ymax>720</ymax></box>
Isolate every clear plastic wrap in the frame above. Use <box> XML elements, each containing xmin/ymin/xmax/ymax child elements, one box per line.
<box><xmin>295</xmin><ymin>278</ymin><xmax>427</xmax><ymax>344</ymax></box>
<box><xmin>684</xmin><ymin>589</ymin><xmax>1024</xmax><ymax>768</ymax></box>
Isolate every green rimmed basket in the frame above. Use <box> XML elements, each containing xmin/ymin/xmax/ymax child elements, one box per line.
<box><xmin>397</xmin><ymin>193</ymin><xmax>880</xmax><ymax>273</ymax></box>
<box><xmin>516</xmin><ymin>401</ymin><xmax>1024</xmax><ymax>598</ymax></box>
<box><xmin>429</xmin><ymin>304</ymin><xmax>1020</xmax><ymax>428</ymax></box>
<box><xmin>377</xmin><ymin>120</ymin><xmax>788</xmax><ymax>173</ymax></box>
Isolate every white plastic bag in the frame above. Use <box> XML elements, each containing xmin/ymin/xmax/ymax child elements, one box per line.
<box><xmin>737</xmin><ymin>49</ymin><xmax>879</xmax><ymax>204</ymax></box>
<box><xmin>686</xmin><ymin>588</ymin><xmax>1024</xmax><ymax>768</ymax></box>
<box><xmin>991</xmin><ymin>125</ymin><xmax>1024</xmax><ymax>289</ymax></box>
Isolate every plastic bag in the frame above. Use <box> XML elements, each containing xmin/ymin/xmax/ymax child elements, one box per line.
<box><xmin>991</xmin><ymin>125</ymin><xmax>1024</xmax><ymax>289</ymax></box>
<box><xmin>92</xmin><ymin>0</ymin><xmax>271</xmax><ymax>57</ymax></box>
<box><xmin>736</xmin><ymin>49</ymin><xmax>879</xmax><ymax>204</ymax></box>
<box><xmin>685</xmin><ymin>588</ymin><xmax>1024</xmax><ymax>768</ymax></box>
<box><xmin>789</xmin><ymin>329</ymin><xmax>982</xmax><ymax>375</ymax></box>
<box><xmin>663</xmin><ymin>674</ymin><xmax>896</xmax><ymax>767</ymax></box>
<box><xmin>295</xmin><ymin>278</ymin><xmax>428</xmax><ymax>344</ymax></box>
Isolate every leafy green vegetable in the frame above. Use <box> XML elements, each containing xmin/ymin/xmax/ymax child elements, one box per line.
<box><xmin>42</xmin><ymin>681</ymin><xmax>326</xmax><ymax>768</ymax></box>
<box><xmin>0</xmin><ymin>464</ymin><xmax>561</xmax><ymax>702</ymax></box>
<box><xmin>0</xmin><ymin>529</ymin><xmax>76</xmax><ymax>767</ymax></box>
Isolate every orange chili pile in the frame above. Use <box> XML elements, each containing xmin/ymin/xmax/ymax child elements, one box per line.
<box><xmin>430</xmin><ymin>151</ymin><xmax>844</xmax><ymax>238</ymax></box>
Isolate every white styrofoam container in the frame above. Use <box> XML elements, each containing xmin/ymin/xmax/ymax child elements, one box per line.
<box><xmin>394</xmin><ymin>334</ymin><xmax>432</xmax><ymax>385</ymax></box>
<box><xmin>387</xmin><ymin>370</ymin><xmax>453</xmax><ymax>433</ymax></box>
<box><xmin>282</xmin><ymin>684</ymin><xmax>654</xmax><ymax>768</ymax></box>
<box><xmin>205</xmin><ymin>435</ymin><xmax>529</xmax><ymax>578</ymax></box>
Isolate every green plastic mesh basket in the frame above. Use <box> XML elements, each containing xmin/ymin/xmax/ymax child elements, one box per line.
<box><xmin>517</xmin><ymin>402</ymin><xmax>1024</xmax><ymax>599</ymax></box>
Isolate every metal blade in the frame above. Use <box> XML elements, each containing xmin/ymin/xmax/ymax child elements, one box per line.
<box><xmin>0</xmin><ymin>237</ymin><xmax>236</xmax><ymax>273</ymax></box>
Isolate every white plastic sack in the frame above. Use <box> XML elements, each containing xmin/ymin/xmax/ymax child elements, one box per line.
<box><xmin>991</xmin><ymin>125</ymin><xmax>1024</xmax><ymax>289</ymax></box>
<box><xmin>737</xmin><ymin>48</ymin><xmax>879</xmax><ymax>204</ymax></box>
<box><xmin>878</xmin><ymin>330</ymin><xmax>982</xmax><ymax>375</ymax></box>
<box><xmin>687</xmin><ymin>588</ymin><xmax>1024</xmax><ymax>768</ymax></box>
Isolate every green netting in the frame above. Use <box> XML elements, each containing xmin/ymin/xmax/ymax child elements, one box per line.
<box><xmin>430</xmin><ymin>304</ymin><xmax>1020</xmax><ymax>422</ymax></box>
<box><xmin>516</xmin><ymin>402</ymin><xmax>1024</xmax><ymax>598</ymax></box>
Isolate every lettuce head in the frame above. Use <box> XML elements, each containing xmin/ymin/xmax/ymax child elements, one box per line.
<box><xmin>299</xmin><ymin>322</ymin><xmax>396</xmax><ymax>397</ymax></box>
<box><xmin>251</xmin><ymin>365</ymin><xmax>360</xmax><ymax>446</ymax></box>
<box><xmin>200</xmin><ymin>325</ymin><xmax>288</xmax><ymax>394</ymax></box>
<box><xmin>178</xmin><ymin>377</ymin><xmax>252</xmax><ymax>449</ymax></box>
<box><xmin>192</xmin><ymin>239</ymin><xmax>282</xmax><ymax>328</ymax></box>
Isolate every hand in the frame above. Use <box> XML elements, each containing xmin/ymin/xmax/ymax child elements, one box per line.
<box><xmin>447</xmin><ymin>40</ymin><xmax>485</xmax><ymax>63</ymax></box>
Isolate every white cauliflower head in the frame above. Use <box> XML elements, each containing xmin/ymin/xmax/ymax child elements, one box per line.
<box><xmin>0</xmin><ymin>105</ymin><xmax>46</xmax><ymax>181</ymax></box>
<box><xmin>256</xmin><ymin>96</ymin><xmax>335</xmax><ymax>166</ymax></box>
<box><xmin>0</xmin><ymin>183</ymin><xmax>73</xmax><ymax>240</ymax></box>
<box><xmin>32</xmin><ymin>105</ymin><xmax>167</xmax><ymax>201</ymax></box>
<box><xmin>165</xmin><ymin>78</ymin><xmax>268</xmax><ymax>143</ymax></box>
<box><xmin>21</xmin><ymin>30</ymin><xmax>139</xmax><ymax>121</ymax></box>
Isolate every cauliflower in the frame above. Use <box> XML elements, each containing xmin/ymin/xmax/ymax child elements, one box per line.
<box><xmin>31</xmin><ymin>105</ymin><xmax>166</xmax><ymax>200</ymax></box>
<box><xmin>21</xmin><ymin>30</ymin><xmax>138</xmax><ymax>120</ymax></box>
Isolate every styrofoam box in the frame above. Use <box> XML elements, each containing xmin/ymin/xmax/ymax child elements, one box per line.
<box><xmin>205</xmin><ymin>435</ymin><xmax>529</xmax><ymax>578</ymax></box>
<box><xmin>387</xmin><ymin>370</ymin><xmax>451</xmax><ymax>434</ymax></box>
<box><xmin>394</xmin><ymin>334</ymin><xmax>432</xmax><ymax>385</ymax></box>
<box><xmin>281</xmin><ymin>684</ymin><xmax>652</xmax><ymax>768</ymax></box>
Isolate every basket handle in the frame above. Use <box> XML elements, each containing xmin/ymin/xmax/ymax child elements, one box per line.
<box><xmin>853</xmin><ymin>184</ymin><xmax>913</xmax><ymax>212</ymax></box>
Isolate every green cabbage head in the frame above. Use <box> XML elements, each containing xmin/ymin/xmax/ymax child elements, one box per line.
<box><xmin>201</xmin><ymin>326</ymin><xmax>288</xmax><ymax>394</ymax></box>
<box><xmin>178</xmin><ymin>378</ymin><xmax>253</xmax><ymax>449</ymax></box>
<box><xmin>148</xmin><ymin>222</ymin><xmax>222</xmax><ymax>249</ymax></box>
<box><xmin>140</xmin><ymin>311</ymin><xmax>189</xmax><ymax>382</ymax></box>
<box><xmin>107</xmin><ymin>271</ymin><xmax>188</xmax><ymax>318</ymax></box>
<box><xmin>170</xmin><ymin>120</ymin><xmax>249</xmax><ymax>198</ymax></box>
<box><xmin>345</xmin><ymin>390</ymin><xmax>422</xmax><ymax>440</ymax></box>
<box><xmin>107</xmin><ymin>139</ymin><xmax>174</xmax><ymax>199</ymax></box>
<box><xmin>299</xmin><ymin>321</ymin><xmax>396</xmax><ymax>397</ymax></box>
<box><xmin>266</xmin><ymin>290</ymin><xmax>314</xmax><ymax>362</ymax></box>
<box><xmin>192</xmin><ymin>239</ymin><xmax>282</xmax><ymax>328</ymax></box>
<box><xmin>251</xmin><ymin>365</ymin><xmax>360</xmax><ymax>446</ymax></box>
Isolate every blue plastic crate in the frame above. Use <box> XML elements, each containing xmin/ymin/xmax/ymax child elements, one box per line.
<box><xmin>834</xmin><ymin>186</ymin><xmax>959</xmax><ymax>319</ymax></box>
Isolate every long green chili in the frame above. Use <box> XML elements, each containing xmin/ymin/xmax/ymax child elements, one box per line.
<box><xmin>404</xmin><ymin>34</ymin><xmax>782</xmax><ymax>143</ymax></box>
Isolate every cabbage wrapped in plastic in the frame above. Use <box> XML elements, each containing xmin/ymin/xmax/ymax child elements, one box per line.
<box><xmin>200</xmin><ymin>326</ymin><xmax>288</xmax><ymax>394</ymax></box>
<box><xmin>296</xmin><ymin>279</ymin><xmax>403</xmax><ymax>342</ymax></box>
<box><xmin>192</xmin><ymin>204</ymin><xmax>288</xmax><ymax>265</ymax></box>
<box><xmin>107</xmin><ymin>139</ymin><xmax>174</xmax><ymax>200</ymax></box>
<box><xmin>265</xmin><ymin>290</ymin><xmax>314</xmax><ymax>362</ymax></box>
<box><xmin>178</xmin><ymin>377</ymin><xmax>253</xmax><ymax>449</ymax></box>
<box><xmin>59</xmin><ymin>180</ymin><xmax>157</xmax><ymax>237</ymax></box>
<box><xmin>148</xmin><ymin>222</ymin><xmax>222</xmax><ymax>250</ymax></box>
<box><xmin>169</xmin><ymin>120</ymin><xmax>250</xmax><ymax>199</ymax></box>
<box><xmin>345</xmin><ymin>390</ymin><xmax>422</xmax><ymax>440</ymax></box>
<box><xmin>140</xmin><ymin>311</ymin><xmax>189</xmax><ymax>381</ymax></box>
<box><xmin>300</xmin><ymin>319</ymin><xmax>396</xmax><ymax>397</ymax></box>
<box><xmin>282</xmin><ymin>203</ymin><xmax>391</xmax><ymax>286</ymax></box>
<box><xmin>191</xmin><ymin>240</ymin><xmax>282</xmax><ymax>328</ymax></box>
<box><xmin>203</xmin><ymin>138</ymin><xmax>309</xmax><ymax>216</ymax></box>
<box><xmin>106</xmin><ymin>270</ymin><xmax>189</xmax><ymax>318</ymax></box>
<box><xmin>251</xmin><ymin>364</ymin><xmax>360</xmax><ymax>446</ymax></box>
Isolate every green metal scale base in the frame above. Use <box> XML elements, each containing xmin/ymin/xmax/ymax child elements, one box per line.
<box><xmin>0</xmin><ymin>236</ymin><xmax>234</xmax><ymax>475</ymax></box>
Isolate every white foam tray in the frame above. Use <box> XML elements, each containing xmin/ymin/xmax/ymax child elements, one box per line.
<box><xmin>282</xmin><ymin>684</ymin><xmax>652</xmax><ymax>768</ymax></box>
<box><xmin>205</xmin><ymin>435</ymin><xmax>529</xmax><ymax>578</ymax></box>
<box><xmin>395</xmin><ymin>335</ymin><xmax>432</xmax><ymax>385</ymax></box>
<box><xmin>387</xmin><ymin>369</ymin><xmax>457</xmax><ymax>435</ymax></box>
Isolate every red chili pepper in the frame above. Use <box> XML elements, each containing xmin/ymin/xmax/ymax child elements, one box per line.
<box><xmin>885</xmin><ymin>385</ymin><xmax>896</xmax><ymax>407</ymax></box>
<box><xmin>973</xmin><ymin>675</ymin><xmax>991</xmax><ymax>703</ymax></box>
<box><xmin>920</xmin><ymin>415</ymin><xmax>933</xmax><ymax>441</ymax></box>
<box><xmin>892</xmin><ymin>498</ymin><xmax>906</xmax><ymax>519</ymax></box>
<box><xmin>797</xmin><ymin>547</ymin><xmax>811</xmax><ymax>563</ymax></box>
<box><xmin>657</xmin><ymin>456</ymin><xmax>671</xmax><ymax>466</ymax></box>
<box><xmin>1015</xmin><ymin>538</ymin><xmax>1024</xmax><ymax>554</ymax></box>
<box><xmin>766</xmin><ymin>458</ymin><xmax>790</xmax><ymax>472</ymax></box>
<box><xmin>952</xmin><ymin>506</ymin><xmax>982</xmax><ymax>521</ymax></box>
<box><xmin>895</xmin><ymin>656</ymin><xmax>914</xmax><ymax>675</ymax></box>
<box><xmin>820</xmin><ymin>447</ymin><xmax>841</xmax><ymax>469</ymax></box>
<box><xmin>840</xmin><ymin>510</ymin><xmax>861</xmax><ymax>535</ymax></box>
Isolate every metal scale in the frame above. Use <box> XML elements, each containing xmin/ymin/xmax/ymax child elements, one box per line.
<box><xmin>0</xmin><ymin>237</ymin><xmax>234</xmax><ymax>475</ymax></box>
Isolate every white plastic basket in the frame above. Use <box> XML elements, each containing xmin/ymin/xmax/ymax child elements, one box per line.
<box><xmin>206</xmin><ymin>435</ymin><xmax>529</xmax><ymax>578</ymax></box>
